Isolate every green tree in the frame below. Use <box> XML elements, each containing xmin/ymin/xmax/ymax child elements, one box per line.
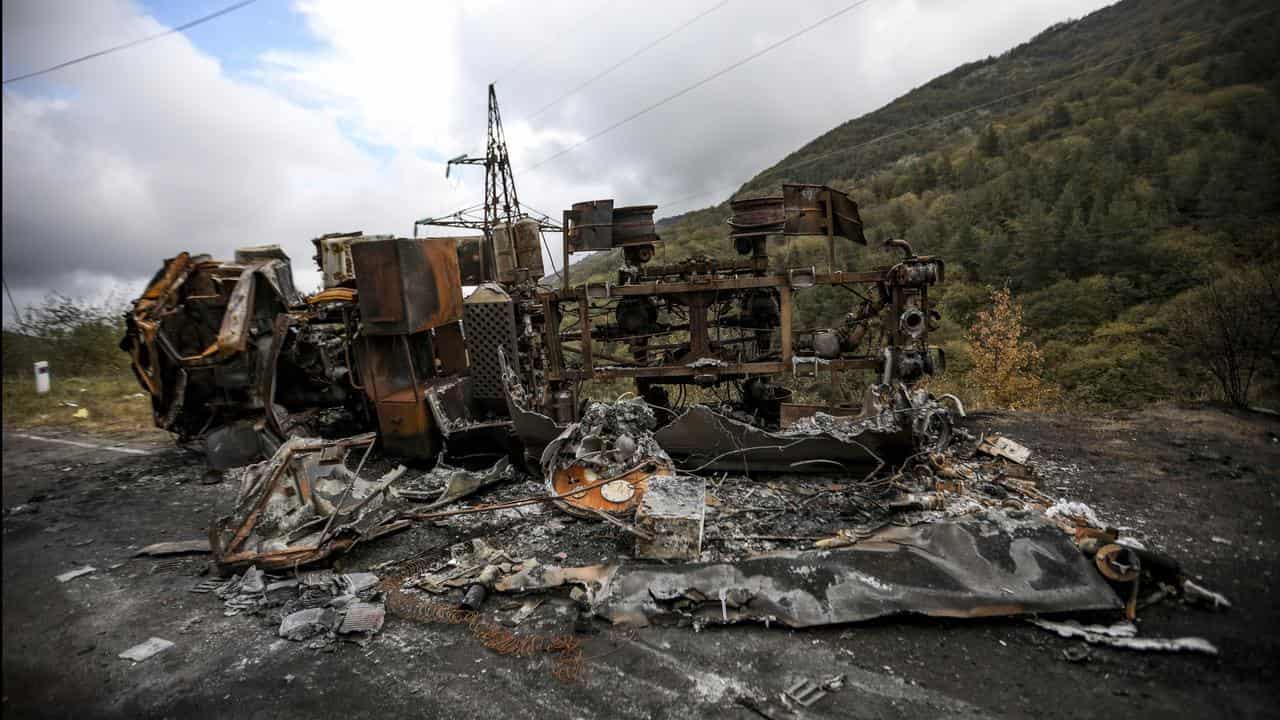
<box><xmin>978</xmin><ymin>124</ymin><xmax>1002</xmax><ymax>157</ymax></box>
<box><xmin>1163</xmin><ymin>265</ymin><xmax>1280</xmax><ymax>407</ymax></box>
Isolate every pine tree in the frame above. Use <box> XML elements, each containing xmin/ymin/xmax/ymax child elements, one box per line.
<box><xmin>978</xmin><ymin>124</ymin><xmax>1002</xmax><ymax>157</ymax></box>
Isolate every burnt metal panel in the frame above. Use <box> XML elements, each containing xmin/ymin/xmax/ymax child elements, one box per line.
<box><xmin>783</xmin><ymin>184</ymin><xmax>866</xmax><ymax>245</ymax></box>
<box><xmin>213</xmin><ymin>268</ymin><xmax>255</xmax><ymax>357</ymax></box>
<box><xmin>351</xmin><ymin>236</ymin><xmax>463</xmax><ymax>336</ymax></box>
<box><xmin>432</xmin><ymin>321</ymin><xmax>469</xmax><ymax>376</ymax></box>
<box><xmin>451</xmin><ymin>235</ymin><xmax>486</xmax><ymax>285</ymax></box>
<box><xmin>654</xmin><ymin>405</ymin><xmax>911</xmax><ymax>472</ymax></box>
<box><xmin>778</xmin><ymin>403</ymin><xmax>860</xmax><ymax>428</ymax></box>
<box><xmin>312</xmin><ymin>232</ymin><xmax>362</xmax><ymax>288</ymax></box>
<box><xmin>373</xmin><ymin>390</ymin><xmax>438</xmax><ymax>460</ymax></box>
<box><xmin>565</xmin><ymin>199</ymin><xmax>615</xmax><ymax>252</ymax></box>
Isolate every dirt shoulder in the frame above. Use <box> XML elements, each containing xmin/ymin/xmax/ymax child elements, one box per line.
<box><xmin>2</xmin><ymin>375</ymin><xmax>162</xmax><ymax>439</ymax></box>
<box><xmin>2</xmin><ymin>405</ymin><xmax>1278</xmax><ymax>719</ymax></box>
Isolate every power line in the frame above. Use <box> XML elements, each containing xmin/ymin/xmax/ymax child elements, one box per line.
<box><xmin>2</xmin><ymin>0</ymin><xmax>259</xmax><ymax>85</ymax></box>
<box><xmin>656</xmin><ymin>27</ymin><xmax>1221</xmax><ymax>217</ymax></box>
<box><xmin>526</xmin><ymin>0</ymin><xmax>876</xmax><ymax>172</ymax></box>
<box><xmin>2</xmin><ymin>274</ymin><xmax>20</xmax><ymax>326</ymax></box>
<box><xmin>525</xmin><ymin>0</ymin><xmax>733</xmax><ymax>123</ymax></box>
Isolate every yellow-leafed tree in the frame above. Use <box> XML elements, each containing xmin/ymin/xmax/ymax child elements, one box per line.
<box><xmin>965</xmin><ymin>287</ymin><xmax>1059</xmax><ymax>410</ymax></box>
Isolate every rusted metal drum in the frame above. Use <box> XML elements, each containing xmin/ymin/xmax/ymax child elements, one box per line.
<box><xmin>728</xmin><ymin>195</ymin><xmax>784</xmax><ymax>238</ymax></box>
<box><xmin>612</xmin><ymin>205</ymin><xmax>658</xmax><ymax>245</ymax></box>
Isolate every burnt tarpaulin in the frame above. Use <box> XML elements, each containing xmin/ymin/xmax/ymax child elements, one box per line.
<box><xmin>598</xmin><ymin>510</ymin><xmax>1121</xmax><ymax>628</ymax></box>
<box><xmin>654</xmin><ymin>405</ymin><xmax>910</xmax><ymax>473</ymax></box>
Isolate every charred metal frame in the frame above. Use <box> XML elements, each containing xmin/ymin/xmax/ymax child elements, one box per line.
<box><xmin>536</xmin><ymin>184</ymin><xmax>945</xmax><ymax>427</ymax></box>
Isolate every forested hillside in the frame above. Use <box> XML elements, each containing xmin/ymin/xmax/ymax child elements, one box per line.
<box><xmin>569</xmin><ymin>0</ymin><xmax>1280</xmax><ymax>408</ymax></box>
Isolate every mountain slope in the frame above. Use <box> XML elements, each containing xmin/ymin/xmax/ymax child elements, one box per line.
<box><xmin>571</xmin><ymin>0</ymin><xmax>1280</xmax><ymax>408</ymax></box>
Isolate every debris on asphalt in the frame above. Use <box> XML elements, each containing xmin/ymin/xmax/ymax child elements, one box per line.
<box><xmin>336</xmin><ymin>600</ymin><xmax>386</xmax><ymax>638</ymax></box>
<box><xmin>783</xmin><ymin>678</ymin><xmax>828</xmax><ymax>708</ymax></box>
<box><xmin>213</xmin><ymin>563</ymin><xmax>387</xmax><ymax>645</ymax></box>
<box><xmin>55</xmin><ymin>566</ymin><xmax>96</xmax><ymax>583</ymax></box>
<box><xmin>1030</xmin><ymin>619</ymin><xmax>1219</xmax><ymax>655</ymax></box>
<box><xmin>279</xmin><ymin>608</ymin><xmax>336</xmax><ymax>641</ymax></box>
<box><xmin>190</xmin><ymin>579</ymin><xmax>226</xmax><ymax>594</ymax></box>
<box><xmin>782</xmin><ymin>674</ymin><xmax>845</xmax><ymax>708</ymax></box>
<box><xmin>542</xmin><ymin>399</ymin><xmax>672</xmax><ymax>518</ymax></box>
<box><xmin>1045</xmin><ymin>500</ymin><xmax>1104</xmax><ymax>528</ymax></box>
<box><xmin>118</xmin><ymin>637</ymin><xmax>175</xmax><ymax>663</ymax></box>
<box><xmin>1182</xmin><ymin>578</ymin><xmax>1232</xmax><ymax>609</ymax></box>
<box><xmin>977</xmin><ymin>435</ymin><xmax>1032</xmax><ymax>464</ymax></box>
<box><xmin>135</xmin><ymin>539</ymin><xmax>210</xmax><ymax>557</ymax></box>
<box><xmin>208</xmin><ymin>434</ymin><xmax>409</xmax><ymax>572</ymax></box>
<box><xmin>394</xmin><ymin>459</ymin><xmax>514</xmax><ymax>508</ymax></box>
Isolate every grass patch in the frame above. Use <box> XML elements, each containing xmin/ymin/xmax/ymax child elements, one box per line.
<box><xmin>2</xmin><ymin>374</ymin><xmax>158</xmax><ymax>436</ymax></box>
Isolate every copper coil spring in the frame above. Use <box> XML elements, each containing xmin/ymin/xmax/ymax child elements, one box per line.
<box><xmin>381</xmin><ymin>580</ymin><xmax>585</xmax><ymax>683</ymax></box>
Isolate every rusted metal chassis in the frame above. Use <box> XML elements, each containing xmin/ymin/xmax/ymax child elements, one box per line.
<box><xmin>123</xmin><ymin>253</ymin><xmax>295</xmax><ymax>435</ymax></box>
<box><xmin>538</xmin><ymin>271</ymin><xmax>891</xmax><ymax>383</ymax></box>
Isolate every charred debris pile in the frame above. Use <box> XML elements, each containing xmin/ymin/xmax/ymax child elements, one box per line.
<box><xmin>120</xmin><ymin>185</ymin><xmax>1230</xmax><ymax>677</ymax></box>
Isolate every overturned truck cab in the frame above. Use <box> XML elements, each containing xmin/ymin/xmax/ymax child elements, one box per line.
<box><xmin>120</xmin><ymin>235</ymin><xmax>514</xmax><ymax>471</ymax></box>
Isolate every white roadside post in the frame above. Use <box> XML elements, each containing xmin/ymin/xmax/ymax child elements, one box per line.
<box><xmin>34</xmin><ymin>361</ymin><xmax>50</xmax><ymax>394</ymax></box>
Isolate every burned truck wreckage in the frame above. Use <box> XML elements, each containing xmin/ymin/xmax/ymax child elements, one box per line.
<box><xmin>121</xmin><ymin>184</ymin><xmax>960</xmax><ymax>496</ymax></box>
<box><xmin>119</xmin><ymin>90</ymin><xmax>1230</xmax><ymax>682</ymax></box>
<box><xmin>121</xmin><ymin>183</ymin><xmax>954</xmax><ymax>480</ymax></box>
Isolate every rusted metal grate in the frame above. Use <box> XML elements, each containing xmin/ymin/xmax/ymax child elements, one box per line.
<box><xmin>464</xmin><ymin>298</ymin><xmax>518</xmax><ymax>400</ymax></box>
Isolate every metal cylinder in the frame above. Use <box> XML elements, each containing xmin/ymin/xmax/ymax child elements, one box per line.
<box><xmin>612</xmin><ymin>205</ymin><xmax>657</xmax><ymax>244</ymax></box>
<box><xmin>900</xmin><ymin>308</ymin><xmax>927</xmax><ymax>339</ymax></box>
<box><xmin>512</xmin><ymin>218</ymin><xmax>544</xmax><ymax>278</ymax></box>
<box><xmin>493</xmin><ymin>223</ymin><xmax>517</xmax><ymax>283</ymax></box>
<box><xmin>813</xmin><ymin>331</ymin><xmax>842</xmax><ymax>359</ymax></box>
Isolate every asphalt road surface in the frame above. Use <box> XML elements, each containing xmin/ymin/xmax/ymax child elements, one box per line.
<box><xmin>3</xmin><ymin>406</ymin><xmax>1278</xmax><ymax>719</ymax></box>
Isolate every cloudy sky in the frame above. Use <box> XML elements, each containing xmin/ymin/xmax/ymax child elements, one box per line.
<box><xmin>1</xmin><ymin>0</ymin><xmax>1113</xmax><ymax>320</ymax></box>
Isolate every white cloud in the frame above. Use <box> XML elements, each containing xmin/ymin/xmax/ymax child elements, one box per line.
<box><xmin>2</xmin><ymin>0</ymin><xmax>1114</xmax><ymax>313</ymax></box>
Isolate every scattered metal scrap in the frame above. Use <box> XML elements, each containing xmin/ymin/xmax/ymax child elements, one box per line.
<box><xmin>134</xmin><ymin>539</ymin><xmax>210</xmax><ymax>557</ymax></box>
<box><xmin>118</xmin><ymin>637</ymin><xmax>175</xmax><ymax>663</ymax></box>
<box><xmin>208</xmin><ymin>433</ymin><xmax>409</xmax><ymax>572</ymax></box>
<box><xmin>783</xmin><ymin>675</ymin><xmax>844</xmax><ymax>709</ymax></box>
<box><xmin>977</xmin><ymin>434</ymin><xmax>1032</xmax><ymax>464</ymax></box>
<box><xmin>1029</xmin><ymin>619</ymin><xmax>1219</xmax><ymax>655</ymax></box>
<box><xmin>208</xmin><ymin>564</ymin><xmax>388</xmax><ymax>646</ymax></box>
<box><xmin>55</xmin><ymin>566</ymin><xmax>96</xmax><ymax>583</ymax></box>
